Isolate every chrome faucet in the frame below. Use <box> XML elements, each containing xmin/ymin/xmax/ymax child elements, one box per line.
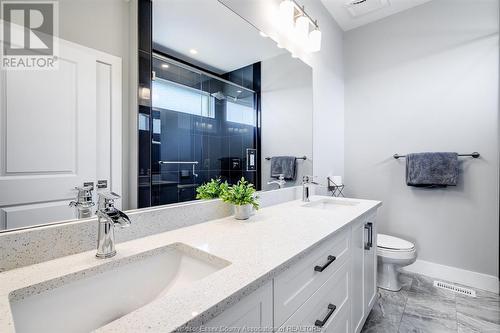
<box><xmin>302</xmin><ymin>175</ymin><xmax>319</xmax><ymax>202</ymax></box>
<box><xmin>267</xmin><ymin>174</ymin><xmax>287</xmax><ymax>189</ymax></box>
<box><xmin>69</xmin><ymin>185</ymin><xmax>95</xmax><ymax>219</ymax></box>
<box><xmin>96</xmin><ymin>192</ymin><xmax>131</xmax><ymax>259</ymax></box>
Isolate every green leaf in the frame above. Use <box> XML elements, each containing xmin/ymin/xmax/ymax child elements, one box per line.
<box><xmin>196</xmin><ymin>178</ymin><xmax>229</xmax><ymax>199</ymax></box>
<box><xmin>220</xmin><ymin>177</ymin><xmax>259</xmax><ymax>210</ymax></box>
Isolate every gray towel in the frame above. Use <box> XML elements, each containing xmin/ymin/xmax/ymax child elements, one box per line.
<box><xmin>406</xmin><ymin>152</ymin><xmax>459</xmax><ymax>188</ymax></box>
<box><xmin>271</xmin><ymin>156</ymin><xmax>296</xmax><ymax>180</ymax></box>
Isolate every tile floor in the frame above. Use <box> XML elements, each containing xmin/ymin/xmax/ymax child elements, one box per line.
<box><xmin>361</xmin><ymin>273</ymin><xmax>500</xmax><ymax>333</ymax></box>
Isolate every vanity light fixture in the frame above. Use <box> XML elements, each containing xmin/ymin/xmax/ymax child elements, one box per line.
<box><xmin>308</xmin><ymin>28</ymin><xmax>322</xmax><ymax>52</ymax></box>
<box><xmin>277</xmin><ymin>0</ymin><xmax>322</xmax><ymax>53</ymax></box>
<box><xmin>189</xmin><ymin>48</ymin><xmax>198</xmax><ymax>55</ymax></box>
<box><xmin>294</xmin><ymin>15</ymin><xmax>310</xmax><ymax>46</ymax></box>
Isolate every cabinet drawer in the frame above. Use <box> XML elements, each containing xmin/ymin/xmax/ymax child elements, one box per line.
<box><xmin>204</xmin><ymin>281</ymin><xmax>273</xmax><ymax>328</ymax></box>
<box><xmin>274</xmin><ymin>228</ymin><xmax>350</xmax><ymax>326</ymax></box>
<box><xmin>279</xmin><ymin>261</ymin><xmax>350</xmax><ymax>332</ymax></box>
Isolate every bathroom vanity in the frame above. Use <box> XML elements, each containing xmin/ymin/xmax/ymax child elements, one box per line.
<box><xmin>206</xmin><ymin>200</ymin><xmax>378</xmax><ymax>333</ymax></box>
<box><xmin>0</xmin><ymin>196</ymin><xmax>380</xmax><ymax>333</ymax></box>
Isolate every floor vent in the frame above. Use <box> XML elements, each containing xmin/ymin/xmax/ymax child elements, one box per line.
<box><xmin>433</xmin><ymin>281</ymin><xmax>476</xmax><ymax>297</ymax></box>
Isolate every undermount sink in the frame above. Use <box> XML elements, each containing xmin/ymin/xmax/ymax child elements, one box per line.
<box><xmin>302</xmin><ymin>198</ymin><xmax>360</xmax><ymax>211</ymax></box>
<box><xmin>9</xmin><ymin>243</ymin><xmax>230</xmax><ymax>333</ymax></box>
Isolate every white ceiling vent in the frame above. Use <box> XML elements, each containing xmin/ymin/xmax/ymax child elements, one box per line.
<box><xmin>344</xmin><ymin>0</ymin><xmax>390</xmax><ymax>17</ymax></box>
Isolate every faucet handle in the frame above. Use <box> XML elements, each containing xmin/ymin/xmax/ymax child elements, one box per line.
<box><xmin>303</xmin><ymin>175</ymin><xmax>319</xmax><ymax>185</ymax></box>
<box><xmin>98</xmin><ymin>192</ymin><xmax>120</xmax><ymax>200</ymax></box>
<box><xmin>75</xmin><ymin>185</ymin><xmax>93</xmax><ymax>198</ymax></box>
<box><xmin>97</xmin><ymin>192</ymin><xmax>120</xmax><ymax>210</ymax></box>
<box><xmin>70</xmin><ymin>185</ymin><xmax>95</xmax><ymax>208</ymax></box>
<box><xmin>76</xmin><ymin>184</ymin><xmax>93</xmax><ymax>191</ymax></box>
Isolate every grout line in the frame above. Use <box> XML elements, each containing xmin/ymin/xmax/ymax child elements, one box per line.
<box><xmin>397</xmin><ymin>298</ymin><xmax>409</xmax><ymax>332</ymax></box>
<box><xmin>397</xmin><ymin>281</ymin><xmax>411</xmax><ymax>333</ymax></box>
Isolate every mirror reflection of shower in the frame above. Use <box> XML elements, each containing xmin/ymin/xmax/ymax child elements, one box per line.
<box><xmin>144</xmin><ymin>54</ymin><xmax>260</xmax><ymax>207</ymax></box>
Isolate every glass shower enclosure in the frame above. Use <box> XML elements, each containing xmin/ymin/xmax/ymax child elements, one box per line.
<box><xmin>144</xmin><ymin>54</ymin><xmax>260</xmax><ymax>206</ymax></box>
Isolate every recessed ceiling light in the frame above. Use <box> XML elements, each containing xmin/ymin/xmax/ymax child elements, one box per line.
<box><xmin>237</xmin><ymin>90</ymin><xmax>242</xmax><ymax>93</ymax></box>
<box><xmin>161</xmin><ymin>64</ymin><xmax>169</xmax><ymax>69</ymax></box>
<box><xmin>259</xmin><ymin>31</ymin><xmax>268</xmax><ymax>38</ymax></box>
<box><xmin>189</xmin><ymin>49</ymin><xmax>198</xmax><ymax>55</ymax></box>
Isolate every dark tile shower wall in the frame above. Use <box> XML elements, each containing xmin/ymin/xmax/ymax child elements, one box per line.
<box><xmin>149</xmin><ymin>58</ymin><xmax>260</xmax><ymax>206</ymax></box>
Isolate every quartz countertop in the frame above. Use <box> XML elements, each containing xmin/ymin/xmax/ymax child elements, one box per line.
<box><xmin>0</xmin><ymin>196</ymin><xmax>381</xmax><ymax>333</ymax></box>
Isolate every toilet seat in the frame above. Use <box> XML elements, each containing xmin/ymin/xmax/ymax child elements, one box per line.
<box><xmin>377</xmin><ymin>247</ymin><xmax>416</xmax><ymax>260</ymax></box>
<box><xmin>377</xmin><ymin>234</ymin><xmax>415</xmax><ymax>251</ymax></box>
<box><xmin>377</xmin><ymin>234</ymin><xmax>416</xmax><ymax>260</ymax></box>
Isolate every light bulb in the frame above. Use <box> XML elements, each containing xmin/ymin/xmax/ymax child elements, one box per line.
<box><xmin>308</xmin><ymin>28</ymin><xmax>322</xmax><ymax>52</ymax></box>
<box><xmin>294</xmin><ymin>15</ymin><xmax>310</xmax><ymax>48</ymax></box>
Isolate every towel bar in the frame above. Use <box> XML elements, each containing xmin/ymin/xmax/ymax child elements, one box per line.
<box><xmin>265</xmin><ymin>156</ymin><xmax>307</xmax><ymax>160</ymax></box>
<box><xmin>393</xmin><ymin>152</ymin><xmax>480</xmax><ymax>159</ymax></box>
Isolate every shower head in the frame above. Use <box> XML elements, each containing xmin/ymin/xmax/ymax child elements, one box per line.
<box><xmin>211</xmin><ymin>91</ymin><xmax>226</xmax><ymax>100</ymax></box>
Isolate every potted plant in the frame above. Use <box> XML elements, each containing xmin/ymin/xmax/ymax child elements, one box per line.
<box><xmin>221</xmin><ymin>177</ymin><xmax>259</xmax><ymax>220</ymax></box>
<box><xmin>196</xmin><ymin>178</ymin><xmax>229</xmax><ymax>200</ymax></box>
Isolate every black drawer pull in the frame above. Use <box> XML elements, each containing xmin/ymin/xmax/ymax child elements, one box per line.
<box><xmin>314</xmin><ymin>303</ymin><xmax>337</xmax><ymax>327</ymax></box>
<box><xmin>364</xmin><ymin>222</ymin><xmax>373</xmax><ymax>250</ymax></box>
<box><xmin>314</xmin><ymin>255</ymin><xmax>336</xmax><ymax>272</ymax></box>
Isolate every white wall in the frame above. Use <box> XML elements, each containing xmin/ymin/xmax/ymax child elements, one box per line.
<box><xmin>218</xmin><ymin>0</ymin><xmax>345</xmax><ymax>189</ymax></box>
<box><xmin>300</xmin><ymin>0</ymin><xmax>345</xmax><ymax>187</ymax></box>
<box><xmin>344</xmin><ymin>0</ymin><xmax>499</xmax><ymax>277</ymax></box>
<box><xmin>58</xmin><ymin>0</ymin><xmax>134</xmax><ymax>209</ymax></box>
<box><xmin>261</xmin><ymin>54</ymin><xmax>313</xmax><ymax>190</ymax></box>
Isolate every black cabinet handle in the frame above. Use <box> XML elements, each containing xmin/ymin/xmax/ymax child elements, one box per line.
<box><xmin>314</xmin><ymin>303</ymin><xmax>337</xmax><ymax>327</ymax></box>
<box><xmin>364</xmin><ymin>222</ymin><xmax>373</xmax><ymax>250</ymax></box>
<box><xmin>314</xmin><ymin>255</ymin><xmax>336</xmax><ymax>272</ymax></box>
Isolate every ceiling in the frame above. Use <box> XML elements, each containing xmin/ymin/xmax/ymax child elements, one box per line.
<box><xmin>321</xmin><ymin>0</ymin><xmax>434</xmax><ymax>31</ymax></box>
<box><xmin>153</xmin><ymin>0</ymin><xmax>286</xmax><ymax>74</ymax></box>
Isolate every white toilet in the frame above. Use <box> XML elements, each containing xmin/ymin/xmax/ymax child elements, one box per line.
<box><xmin>377</xmin><ymin>234</ymin><xmax>417</xmax><ymax>291</ymax></box>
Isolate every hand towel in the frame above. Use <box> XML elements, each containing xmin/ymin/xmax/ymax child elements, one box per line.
<box><xmin>406</xmin><ymin>152</ymin><xmax>459</xmax><ymax>188</ymax></box>
<box><xmin>270</xmin><ymin>156</ymin><xmax>297</xmax><ymax>180</ymax></box>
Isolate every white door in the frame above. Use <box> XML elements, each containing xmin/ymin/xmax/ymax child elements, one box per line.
<box><xmin>0</xmin><ymin>39</ymin><xmax>122</xmax><ymax>230</ymax></box>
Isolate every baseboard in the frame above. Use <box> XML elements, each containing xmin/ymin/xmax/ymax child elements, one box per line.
<box><xmin>402</xmin><ymin>259</ymin><xmax>499</xmax><ymax>294</ymax></box>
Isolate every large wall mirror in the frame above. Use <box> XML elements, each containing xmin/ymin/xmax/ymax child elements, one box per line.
<box><xmin>0</xmin><ymin>0</ymin><xmax>313</xmax><ymax>232</ymax></box>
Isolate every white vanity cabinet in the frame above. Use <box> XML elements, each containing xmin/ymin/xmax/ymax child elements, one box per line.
<box><xmin>278</xmin><ymin>260</ymin><xmax>351</xmax><ymax>332</ymax></box>
<box><xmin>205</xmin><ymin>281</ymin><xmax>273</xmax><ymax>329</ymax></box>
<box><xmin>204</xmin><ymin>209</ymin><xmax>378</xmax><ymax>333</ymax></box>
<box><xmin>274</xmin><ymin>227</ymin><xmax>350</xmax><ymax>326</ymax></box>
<box><xmin>351</xmin><ymin>213</ymin><xmax>377</xmax><ymax>333</ymax></box>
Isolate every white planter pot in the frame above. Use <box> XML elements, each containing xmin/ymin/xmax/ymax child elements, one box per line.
<box><xmin>233</xmin><ymin>204</ymin><xmax>253</xmax><ymax>220</ymax></box>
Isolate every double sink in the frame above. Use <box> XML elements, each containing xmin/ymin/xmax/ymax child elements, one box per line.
<box><xmin>7</xmin><ymin>197</ymin><xmax>360</xmax><ymax>332</ymax></box>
